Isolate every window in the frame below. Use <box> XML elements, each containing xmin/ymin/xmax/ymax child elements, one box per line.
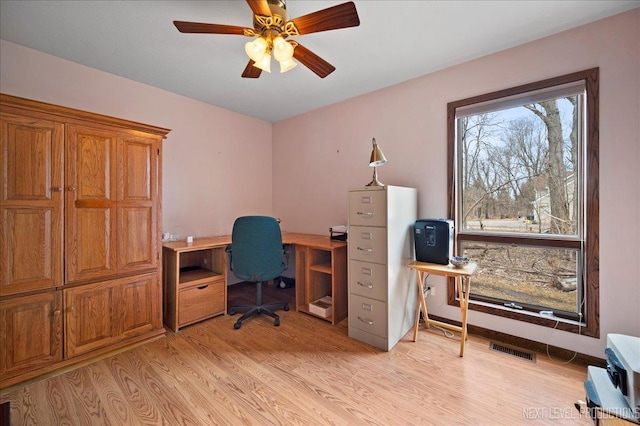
<box><xmin>447</xmin><ymin>69</ymin><xmax>599</xmax><ymax>337</ymax></box>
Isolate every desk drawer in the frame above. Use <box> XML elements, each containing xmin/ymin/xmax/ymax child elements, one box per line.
<box><xmin>349</xmin><ymin>226</ymin><xmax>387</xmax><ymax>264</ymax></box>
<box><xmin>349</xmin><ymin>260</ymin><xmax>387</xmax><ymax>300</ymax></box>
<box><xmin>349</xmin><ymin>294</ymin><xmax>387</xmax><ymax>338</ymax></box>
<box><xmin>349</xmin><ymin>190</ymin><xmax>386</xmax><ymax>227</ymax></box>
<box><xmin>178</xmin><ymin>278</ymin><xmax>225</xmax><ymax>327</ymax></box>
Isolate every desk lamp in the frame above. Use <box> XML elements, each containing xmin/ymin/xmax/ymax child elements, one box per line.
<box><xmin>366</xmin><ymin>138</ymin><xmax>388</xmax><ymax>187</ymax></box>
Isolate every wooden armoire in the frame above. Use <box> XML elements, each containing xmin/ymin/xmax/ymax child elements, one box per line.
<box><xmin>0</xmin><ymin>94</ymin><xmax>170</xmax><ymax>389</ymax></box>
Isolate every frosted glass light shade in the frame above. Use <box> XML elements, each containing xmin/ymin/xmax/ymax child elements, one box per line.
<box><xmin>245</xmin><ymin>37</ymin><xmax>267</xmax><ymax>62</ymax></box>
<box><xmin>273</xmin><ymin>36</ymin><xmax>294</xmax><ymax>62</ymax></box>
<box><xmin>254</xmin><ymin>53</ymin><xmax>272</xmax><ymax>73</ymax></box>
<box><xmin>279</xmin><ymin>58</ymin><xmax>297</xmax><ymax>73</ymax></box>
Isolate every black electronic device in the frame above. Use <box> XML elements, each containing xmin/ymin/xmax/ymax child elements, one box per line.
<box><xmin>413</xmin><ymin>219</ymin><xmax>454</xmax><ymax>265</ymax></box>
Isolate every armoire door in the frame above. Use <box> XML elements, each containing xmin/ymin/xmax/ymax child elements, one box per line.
<box><xmin>0</xmin><ymin>290</ymin><xmax>63</xmax><ymax>380</ymax></box>
<box><xmin>65</xmin><ymin>125</ymin><xmax>118</xmax><ymax>283</ymax></box>
<box><xmin>64</xmin><ymin>273</ymin><xmax>160</xmax><ymax>357</ymax></box>
<box><xmin>0</xmin><ymin>113</ymin><xmax>64</xmax><ymax>296</ymax></box>
<box><xmin>64</xmin><ymin>278</ymin><xmax>120</xmax><ymax>358</ymax></box>
<box><xmin>117</xmin><ymin>136</ymin><xmax>160</xmax><ymax>273</ymax></box>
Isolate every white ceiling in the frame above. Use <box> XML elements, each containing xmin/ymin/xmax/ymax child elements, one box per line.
<box><xmin>1</xmin><ymin>1</ymin><xmax>638</xmax><ymax>122</ymax></box>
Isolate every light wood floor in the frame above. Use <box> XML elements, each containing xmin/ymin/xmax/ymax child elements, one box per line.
<box><xmin>1</xmin><ymin>283</ymin><xmax>592</xmax><ymax>425</ymax></box>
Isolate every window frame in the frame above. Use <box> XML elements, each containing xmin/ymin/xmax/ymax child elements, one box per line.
<box><xmin>446</xmin><ymin>68</ymin><xmax>599</xmax><ymax>337</ymax></box>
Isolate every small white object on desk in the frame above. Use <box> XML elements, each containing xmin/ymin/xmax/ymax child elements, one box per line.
<box><xmin>186</xmin><ymin>235</ymin><xmax>193</xmax><ymax>243</ymax></box>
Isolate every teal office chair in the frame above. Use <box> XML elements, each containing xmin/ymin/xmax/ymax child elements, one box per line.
<box><xmin>228</xmin><ymin>216</ymin><xmax>289</xmax><ymax>329</ymax></box>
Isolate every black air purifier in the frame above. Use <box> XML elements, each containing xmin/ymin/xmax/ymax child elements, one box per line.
<box><xmin>414</xmin><ymin>219</ymin><xmax>454</xmax><ymax>265</ymax></box>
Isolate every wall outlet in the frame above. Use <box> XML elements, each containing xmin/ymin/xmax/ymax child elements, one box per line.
<box><xmin>426</xmin><ymin>287</ymin><xmax>435</xmax><ymax>296</ymax></box>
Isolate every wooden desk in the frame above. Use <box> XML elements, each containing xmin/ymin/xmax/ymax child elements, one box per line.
<box><xmin>162</xmin><ymin>233</ymin><xmax>347</xmax><ymax>330</ymax></box>
<box><xmin>407</xmin><ymin>261</ymin><xmax>477</xmax><ymax>357</ymax></box>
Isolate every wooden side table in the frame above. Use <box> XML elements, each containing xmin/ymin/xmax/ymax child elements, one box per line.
<box><xmin>407</xmin><ymin>261</ymin><xmax>477</xmax><ymax>357</ymax></box>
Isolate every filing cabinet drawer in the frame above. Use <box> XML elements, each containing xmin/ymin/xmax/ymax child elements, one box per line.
<box><xmin>349</xmin><ymin>226</ymin><xmax>387</xmax><ymax>264</ymax></box>
<box><xmin>349</xmin><ymin>260</ymin><xmax>387</xmax><ymax>300</ymax></box>
<box><xmin>178</xmin><ymin>278</ymin><xmax>225</xmax><ymax>327</ymax></box>
<box><xmin>349</xmin><ymin>294</ymin><xmax>387</xmax><ymax>338</ymax></box>
<box><xmin>349</xmin><ymin>190</ymin><xmax>387</xmax><ymax>227</ymax></box>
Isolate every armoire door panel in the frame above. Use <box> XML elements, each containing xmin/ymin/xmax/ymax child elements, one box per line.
<box><xmin>1</xmin><ymin>207</ymin><xmax>57</xmax><ymax>294</ymax></box>
<box><xmin>117</xmin><ymin>136</ymin><xmax>159</xmax><ymax>272</ymax></box>
<box><xmin>120</xmin><ymin>138</ymin><xmax>153</xmax><ymax>201</ymax></box>
<box><xmin>66</xmin><ymin>125</ymin><xmax>117</xmax><ymax>283</ymax></box>
<box><xmin>64</xmin><ymin>280</ymin><xmax>120</xmax><ymax>358</ymax></box>
<box><xmin>74</xmin><ymin>207</ymin><xmax>115</xmax><ymax>276</ymax></box>
<box><xmin>0</xmin><ymin>291</ymin><xmax>63</xmax><ymax>379</ymax></box>
<box><xmin>121</xmin><ymin>273</ymin><xmax>160</xmax><ymax>339</ymax></box>
<box><xmin>0</xmin><ymin>114</ymin><xmax>63</xmax><ymax>295</ymax></box>
<box><xmin>118</xmin><ymin>206</ymin><xmax>156</xmax><ymax>271</ymax></box>
<box><xmin>77</xmin><ymin>134</ymin><xmax>112</xmax><ymax>200</ymax></box>
<box><xmin>4</xmin><ymin>122</ymin><xmax>57</xmax><ymax>201</ymax></box>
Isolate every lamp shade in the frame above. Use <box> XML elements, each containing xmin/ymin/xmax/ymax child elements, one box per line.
<box><xmin>253</xmin><ymin>52</ymin><xmax>272</xmax><ymax>73</ymax></box>
<box><xmin>279</xmin><ymin>58</ymin><xmax>297</xmax><ymax>73</ymax></box>
<box><xmin>369</xmin><ymin>138</ymin><xmax>387</xmax><ymax>167</ymax></box>
<box><xmin>273</xmin><ymin>36</ymin><xmax>294</xmax><ymax>62</ymax></box>
<box><xmin>245</xmin><ymin>37</ymin><xmax>267</xmax><ymax>62</ymax></box>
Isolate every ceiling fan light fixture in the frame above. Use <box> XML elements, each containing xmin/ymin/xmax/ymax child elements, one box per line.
<box><xmin>245</xmin><ymin>37</ymin><xmax>268</xmax><ymax>62</ymax></box>
<box><xmin>279</xmin><ymin>58</ymin><xmax>297</xmax><ymax>73</ymax></box>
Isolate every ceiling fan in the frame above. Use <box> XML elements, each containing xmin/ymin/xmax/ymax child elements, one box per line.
<box><xmin>174</xmin><ymin>0</ymin><xmax>360</xmax><ymax>79</ymax></box>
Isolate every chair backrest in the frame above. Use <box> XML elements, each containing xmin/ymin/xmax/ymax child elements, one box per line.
<box><xmin>230</xmin><ymin>216</ymin><xmax>284</xmax><ymax>282</ymax></box>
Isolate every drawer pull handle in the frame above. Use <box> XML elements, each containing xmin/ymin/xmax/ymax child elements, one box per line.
<box><xmin>358</xmin><ymin>281</ymin><xmax>373</xmax><ymax>289</ymax></box>
<box><xmin>361</xmin><ymin>268</ymin><xmax>372</xmax><ymax>275</ymax></box>
<box><xmin>358</xmin><ymin>316</ymin><xmax>374</xmax><ymax>325</ymax></box>
<box><xmin>197</xmin><ymin>285</ymin><xmax>209</xmax><ymax>290</ymax></box>
<box><xmin>356</xmin><ymin>211</ymin><xmax>373</xmax><ymax>217</ymax></box>
<box><xmin>357</xmin><ymin>247</ymin><xmax>373</xmax><ymax>253</ymax></box>
<box><xmin>361</xmin><ymin>196</ymin><xmax>372</xmax><ymax>204</ymax></box>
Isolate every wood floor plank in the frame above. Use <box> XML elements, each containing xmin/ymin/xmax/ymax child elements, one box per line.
<box><xmin>0</xmin><ymin>283</ymin><xmax>592</xmax><ymax>425</ymax></box>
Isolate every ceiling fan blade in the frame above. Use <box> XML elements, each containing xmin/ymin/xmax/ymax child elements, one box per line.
<box><xmin>174</xmin><ymin>21</ymin><xmax>247</xmax><ymax>35</ymax></box>
<box><xmin>246</xmin><ymin>0</ymin><xmax>272</xmax><ymax>16</ymax></box>
<box><xmin>293</xmin><ymin>43</ymin><xmax>336</xmax><ymax>78</ymax></box>
<box><xmin>290</xmin><ymin>2</ymin><xmax>360</xmax><ymax>35</ymax></box>
<box><xmin>242</xmin><ymin>60</ymin><xmax>262</xmax><ymax>78</ymax></box>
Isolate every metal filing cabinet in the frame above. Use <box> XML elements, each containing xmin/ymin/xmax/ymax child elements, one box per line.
<box><xmin>348</xmin><ymin>185</ymin><xmax>417</xmax><ymax>351</ymax></box>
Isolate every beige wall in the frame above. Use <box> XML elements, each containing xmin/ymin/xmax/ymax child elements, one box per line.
<box><xmin>272</xmin><ymin>9</ymin><xmax>640</xmax><ymax>357</ymax></box>
<box><xmin>1</xmin><ymin>9</ymin><xmax>638</xmax><ymax>357</ymax></box>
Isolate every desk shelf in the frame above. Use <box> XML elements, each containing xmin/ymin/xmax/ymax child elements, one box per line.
<box><xmin>295</xmin><ymin>243</ymin><xmax>347</xmax><ymax>325</ymax></box>
<box><xmin>309</xmin><ymin>263</ymin><xmax>332</xmax><ymax>274</ymax></box>
<box><xmin>179</xmin><ymin>267</ymin><xmax>223</xmax><ymax>287</ymax></box>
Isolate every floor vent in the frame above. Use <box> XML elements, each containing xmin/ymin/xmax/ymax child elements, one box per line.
<box><xmin>489</xmin><ymin>342</ymin><xmax>536</xmax><ymax>362</ymax></box>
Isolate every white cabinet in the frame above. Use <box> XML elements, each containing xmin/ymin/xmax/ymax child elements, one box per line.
<box><xmin>348</xmin><ymin>186</ymin><xmax>417</xmax><ymax>351</ymax></box>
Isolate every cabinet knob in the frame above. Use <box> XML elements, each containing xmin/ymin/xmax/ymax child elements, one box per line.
<box><xmin>51</xmin><ymin>187</ymin><xmax>63</xmax><ymax>192</ymax></box>
<box><xmin>53</xmin><ymin>309</ymin><xmax>61</xmax><ymax>317</ymax></box>
<box><xmin>66</xmin><ymin>186</ymin><xmax>76</xmax><ymax>191</ymax></box>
